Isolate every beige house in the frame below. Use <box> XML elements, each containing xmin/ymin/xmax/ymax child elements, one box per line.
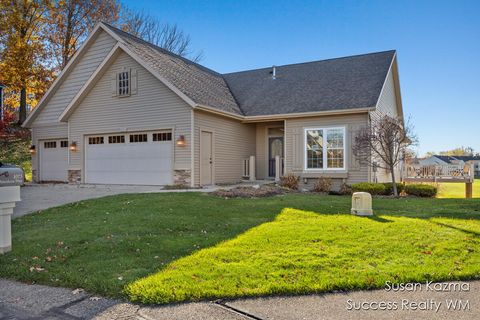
<box><xmin>23</xmin><ymin>23</ymin><xmax>403</xmax><ymax>188</ymax></box>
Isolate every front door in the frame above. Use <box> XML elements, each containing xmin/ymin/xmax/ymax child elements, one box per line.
<box><xmin>200</xmin><ymin>131</ymin><xmax>213</xmax><ymax>185</ymax></box>
<box><xmin>268</xmin><ymin>137</ymin><xmax>283</xmax><ymax>177</ymax></box>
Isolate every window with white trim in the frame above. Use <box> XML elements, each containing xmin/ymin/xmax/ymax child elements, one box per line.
<box><xmin>60</xmin><ymin>141</ymin><xmax>68</xmax><ymax>148</ymax></box>
<box><xmin>118</xmin><ymin>71</ymin><xmax>130</xmax><ymax>96</ymax></box>
<box><xmin>305</xmin><ymin>127</ymin><xmax>345</xmax><ymax>170</ymax></box>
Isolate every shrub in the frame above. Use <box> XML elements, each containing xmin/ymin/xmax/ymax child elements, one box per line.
<box><xmin>382</xmin><ymin>183</ymin><xmax>405</xmax><ymax>195</ymax></box>
<box><xmin>405</xmin><ymin>184</ymin><xmax>437</xmax><ymax>197</ymax></box>
<box><xmin>280</xmin><ymin>174</ymin><xmax>300</xmax><ymax>190</ymax></box>
<box><xmin>313</xmin><ymin>178</ymin><xmax>332</xmax><ymax>193</ymax></box>
<box><xmin>339</xmin><ymin>183</ymin><xmax>353</xmax><ymax>195</ymax></box>
<box><xmin>351</xmin><ymin>182</ymin><xmax>386</xmax><ymax>195</ymax></box>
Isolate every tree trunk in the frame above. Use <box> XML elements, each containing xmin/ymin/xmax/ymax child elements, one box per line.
<box><xmin>18</xmin><ymin>87</ymin><xmax>27</xmax><ymax>125</ymax></box>
<box><xmin>390</xmin><ymin>165</ymin><xmax>398</xmax><ymax>196</ymax></box>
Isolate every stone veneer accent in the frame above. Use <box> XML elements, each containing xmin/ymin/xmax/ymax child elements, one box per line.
<box><xmin>31</xmin><ymin>170</ymin><xmax>38</xmax><ymax>183</ymax></box>
<box><xmin>68</xmin><ymin>170</ymin><xmax>81</xmax><ymax>184</ymax></box>
<box><xmin>173</xmin><ymin>170</ymin><xmax>191</xmax><ymax>186</ymax></box>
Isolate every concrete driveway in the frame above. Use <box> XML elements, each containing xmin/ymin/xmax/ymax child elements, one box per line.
<box><xmin>12</xmin><ymin>183</ymin><xmax>209</xmax><ymax>219</ymax></box>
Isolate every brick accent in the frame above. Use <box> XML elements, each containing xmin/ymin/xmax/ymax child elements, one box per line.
<box><xmin>68</xmin><ymin>170</ymin><xmax>81</xmax><ymax>184</ymax></box>
<box><xmin>173</xmin><ymin>170</ymin><xmax>191</xmax><ymax>186</ymax></box>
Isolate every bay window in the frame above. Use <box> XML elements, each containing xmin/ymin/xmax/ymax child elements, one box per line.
<box><xmin>305</xmin><ymin>127</ymin><xmax>346</xmax><ymax>170</ymax></box>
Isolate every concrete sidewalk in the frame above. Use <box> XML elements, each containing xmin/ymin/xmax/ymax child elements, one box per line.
<box><xmin>0</xmin><ymin>278</ymin><xmax>478</xmax><ymax>319</ymax></box>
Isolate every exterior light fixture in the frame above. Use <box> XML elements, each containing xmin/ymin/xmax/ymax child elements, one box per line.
<box><xmin>69</xmin><ymin>141</ymin><xmax>78</xmax><ymax>152</ymax></box>
<box><xmin>29</xmin><ymin>145</ymin><xmax>36</xmax><ymax>154</ymax></box>
<box><xmin>176</xmin><ymin>135</ymin><xmax>186</xmax><ymax>147</ymax></box>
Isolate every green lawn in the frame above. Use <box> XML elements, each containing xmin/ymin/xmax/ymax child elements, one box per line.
<box><xmin>437</xmin><ymin>179</ymin><xmax>480</xmax><ymax>198</ymax></box>
<box><xmin>0</xmin><ymin>193</ymin><xmax>479</xmax><ymax>304</ymax></box>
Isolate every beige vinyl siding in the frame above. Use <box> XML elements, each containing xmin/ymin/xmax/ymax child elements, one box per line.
<box><xmin>285</xmin><ymin>113</ymin><xmax>369</xmax><ymax>188</ymax></box>
<box><xmin>370</xmin><ymin>67</ymin><xmax>401</xmax><ymax>183</ymax></box>
<box><xmin>32</xmin><ymin>30</ymin><xmax>116</xmax><ymax>125</ymax></box>
<box><xmin>31</xmin><ymin>124</ymin><xmax>68</xmax><ymax>174</ymax></box>
<box><xmin>194</xmin><ymin>110</ymin><xmax>256</xmax><ymax>185</ymax></box>
<box><xmin>68</xmin><ymin>51</ymin><xmax>192</xmax><ymax>177</ymax></box>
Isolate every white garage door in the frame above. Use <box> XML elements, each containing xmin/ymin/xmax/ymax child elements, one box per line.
<box><xmin>40</xmin><ymin>139</ymin><xmax>69</xmax><ymax>182</ymax></box>
<box><xmin>85</xmin><ymin>131</ymin><xmax>173</xmax><ymax>185</ymax></box>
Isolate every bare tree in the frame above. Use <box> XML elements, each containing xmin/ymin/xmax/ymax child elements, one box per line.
<box><xmin>45</xmin><ymin>0</ymin><xmax>121</xmax><ymax>71</ymax></box>
<box><xmin>120</xmin><ymin>8</ymin><xmax>203</xmax><ymax>62</ymax></box>
<box><xmin>352</xmin><ymin>114</ymin><xmax>417</xmax><ymax>196</ymax></box>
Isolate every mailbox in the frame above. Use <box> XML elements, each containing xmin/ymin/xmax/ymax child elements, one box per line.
<box><xmin>0</xmin><ymin>163</ymin><xmax>23</xmax><ymax>254</ymax></box>
<box><xmin>351</xmin><ymin>192</ymin><xmax>373</xmax><ymax>216</ymax></box>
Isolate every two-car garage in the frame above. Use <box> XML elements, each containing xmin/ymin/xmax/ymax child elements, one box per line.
<box><xmin>85</xmin><ymin>131</ymin><xmax>173</xmax><ymax>185</ymax></box>
<box><xmin>38</xmin><ymin>130</ymin><xmax>173</xmax><ymax>185</ymax></box>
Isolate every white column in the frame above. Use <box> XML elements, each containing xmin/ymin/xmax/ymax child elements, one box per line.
<box><xmin>0</xmin><ymin>186</ymin><xmax>20</xmax><ymax>254</ymax></box>
<box><xmin>275</xmin><ymin>155</ymin><xmax>281</xmax><ymax>182</ymax></box>
<box><xmin>249</xmin><ymin>155</ymin><xmax>256</xmax><ymax>181</ymax></box>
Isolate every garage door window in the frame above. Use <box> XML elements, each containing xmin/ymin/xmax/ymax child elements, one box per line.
<box><xmin>108</xmin><ymin>135</ymin><xmax>125</xmax><ymax>144</ymax></box>
<box><xmin>60</xmin><ymin>141</ymin><xmax>68</xmax><ymax>148</ymax></box>
<box><xmin>44</xmin><ymin>141</ymin><xmax>56</xmax><ymax>148</ymax></box>
<box><xmin>88</xmin><ymin>137</ymin><xmax>104</xmax><ymax>144</ymax></box>
<box><xmin>130</xmin><ymin>134</ymin><xmax>148</xmax><ymax>143</ymax></box>
<box><xmin>153</xmin><ymin>132</ymin><xmax>172</xmax><ymax>141</ymax></box>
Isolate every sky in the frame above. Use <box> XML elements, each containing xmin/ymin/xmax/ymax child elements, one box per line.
<box><xmin>123</xmin><ymin>0</ymin><xmax>480</xmax><ymax>156</ymax></box>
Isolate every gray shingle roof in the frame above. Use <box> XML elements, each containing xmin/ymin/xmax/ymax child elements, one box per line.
<box><xmin>223</xmin><ymin>51</ymin><xmax>396</xmax><ymax>116</ymax></box>
<box><xmin>104</xmin><ymin>24</ymin><xmax>395</xmax><ymax>117</ymax></box>
<box><xmin>104</xmin><ymin>24</ymin><xmax>243</xmax><ymax>115</ymax></box>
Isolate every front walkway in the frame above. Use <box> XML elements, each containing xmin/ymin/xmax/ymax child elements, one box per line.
<box><xmin>0</xmin><ymin>278</ymin><xmax>478</xmax><ymax>319</ymax></box>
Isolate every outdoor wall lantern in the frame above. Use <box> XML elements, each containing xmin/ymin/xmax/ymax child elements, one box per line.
<box><xmin>176</xmin><ymin>135</ymin><xmax>186</xmax><ymax>147</ymax></box>
<box><xmin>29</xmin><ymin>145</ymin><xmax>36</xmax><ymax>154</ymax></box>
<box><xmin>69</xmin><ymin>141</ymin><xmax>78</xmax><ymax>152</ymax></box>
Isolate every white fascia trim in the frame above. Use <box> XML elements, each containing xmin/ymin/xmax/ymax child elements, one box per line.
<box><xmin>243</xmin><ymin>107</ymin><xmax>374</xmax><ymax>122</ymax></box>
<box><xmin>23</xmin><ymin>23</ymin><xmax>105</xmax><ymax>128</ymax></box>
<box><xmin>373</xmin><ymin>52</ymin><xmax>404</xmax><ymax>119</ymax></box>
<box><xmin>58</xmin><ymin>43</ymin><xmax>122</xmax><ymax>122</ymax></box>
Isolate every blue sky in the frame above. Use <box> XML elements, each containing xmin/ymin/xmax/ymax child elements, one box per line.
<box><xmin>124</xmin><ymin>0</ymin><xmax>480</xmax><ymax>156</ymax></box>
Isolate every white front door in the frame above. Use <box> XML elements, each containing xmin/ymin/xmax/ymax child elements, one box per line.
<box><xmin>39</xmin><ymin>139</ymin><xmax>68</xmax><ymax>182</ymax></box>
<box><xmin>85</xmin><ymin>131</ymin><xmax>173</xmax><ymax>185</ymax></box>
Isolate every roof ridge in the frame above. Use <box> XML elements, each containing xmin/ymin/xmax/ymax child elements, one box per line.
<box><xmin>101</xmin><ymin>22</ymin><xmax>222</xmax><ymax>77</ymax></box>
<box><xmin>223</xmin><ymin>50</ymin><xmax>397</xmax><ymax>75</ymax></box>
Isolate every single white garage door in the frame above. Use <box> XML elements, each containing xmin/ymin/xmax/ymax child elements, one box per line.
<box><xmin>40</xmin><ymin>139</ymin><xmax>69</xmax><ymax>182</ymax></box>
<box><xmin>85</xmin><ymin>131</ymin><xmax>173</xmax><ymax>185</ymax></box>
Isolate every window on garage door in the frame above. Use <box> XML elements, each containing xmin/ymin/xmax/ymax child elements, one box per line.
<box><xmin>44</xmin><ymin>141</ymin><xmax>56</xmax><ymax>148</ymax></box>
<box><xmin>152</xmin><ymin>132</ymin><xmax>172</xmax><ymax>141</ymax></box>
<box><xmin>130</xmin><ymin>134</ymin><xmax>148</xmax><ymax>143</ymax></box>
<box><xmin>108</xmin><ymin>135</ymin><xmax>125</xmax><ymax>144</ymax></box>
<box><xmin>89</xmin><ymin>136</ymin><xmax>104</xmax><ymax>144</ymax></box>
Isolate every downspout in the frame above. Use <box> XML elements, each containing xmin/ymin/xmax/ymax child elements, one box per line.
<box><xmin>190</xmin><ymin>109</ymin><xmax>195</xmax><ymax>187</ymax></box>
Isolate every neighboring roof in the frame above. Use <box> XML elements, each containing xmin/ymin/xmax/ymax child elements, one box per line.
<box><xmin>102</xmin><ymin>23</ymin><xmax>243</xmax><ymax>115</ymax></box>
<box><xmin>223</xmin><ymin>51</ymin><xmax>396</xmax><ymax>116</ymax></box>
<box><xmin>432</xmin><ymin>155</ymin><xmax>480</xmax><ymax>163</ymax></box>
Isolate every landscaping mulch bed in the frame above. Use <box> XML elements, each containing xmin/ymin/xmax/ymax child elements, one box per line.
<box><xmin>212</xmin><ymin>184</ymin><xmax>289</xmax><ymax>198</ymax></box>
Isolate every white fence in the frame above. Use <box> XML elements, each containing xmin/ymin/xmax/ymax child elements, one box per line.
<box><xmin>404</xmin><ymin>163</ymin><xmax>474</xmax><ymax>182</ymax></box>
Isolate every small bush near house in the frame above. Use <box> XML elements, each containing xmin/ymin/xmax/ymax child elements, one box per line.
<box><xmin>382</xmin><ymin>183</ymin><xmax>405</xmax><ymax>195</ymax></box>
<box><xmin>313</xmin><ymin>178</ymin><xmax>332</xmax><ymax>193</ymax></box>
<box><xmin>280</xmin><ymin>173</ymin><xmax>300</xmax><ymax>190</ymax></box>
<box><xmin>405</xmin><ymin>184</ymin><xmax>437</xmax><ymax>197</ymax></box>
<box><xmin>339</xmin><ymin>183</ymin><xmax>353</xmax><ymax>195</ymax></box>
<box><xmin>351</xmin><ymin>182</ymin><xmax>386</xmax><ymax>195</ymax></box>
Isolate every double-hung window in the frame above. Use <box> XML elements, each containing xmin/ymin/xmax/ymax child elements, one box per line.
<box><xmin>305</xmin><ymin>127</ymin><xmax>346</xmax><ymax>170</ymax></box>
